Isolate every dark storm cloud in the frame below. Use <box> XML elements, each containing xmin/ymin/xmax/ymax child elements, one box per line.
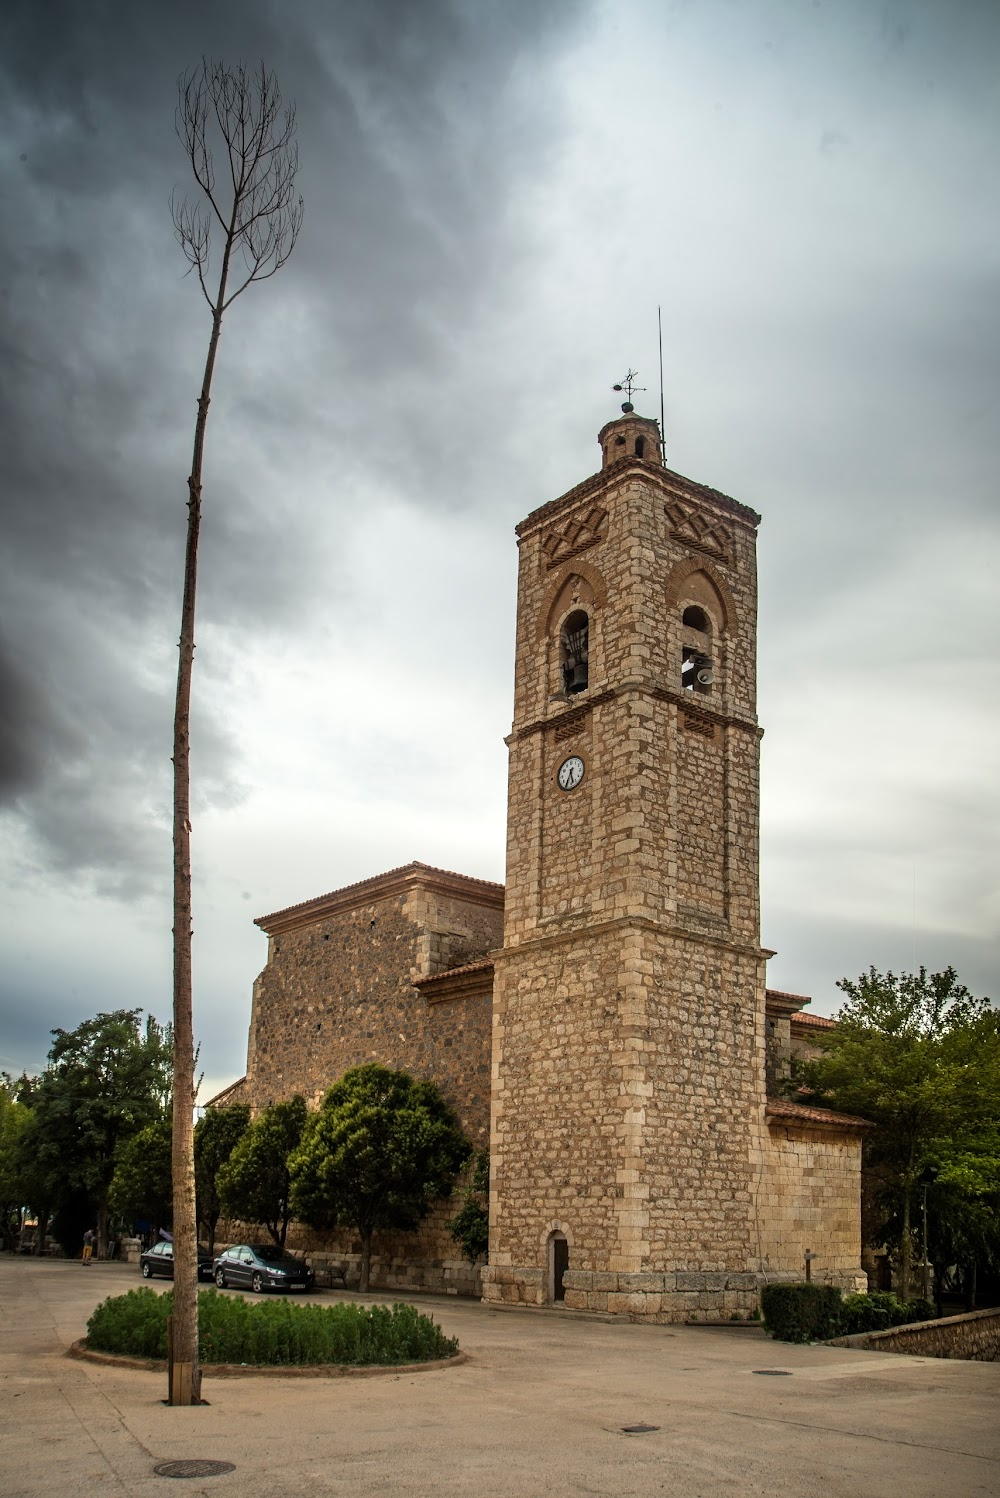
<box><xmin>0</xmin><ymin>0</ymin><xmax>589</xmax><ymax>887</ymax></box>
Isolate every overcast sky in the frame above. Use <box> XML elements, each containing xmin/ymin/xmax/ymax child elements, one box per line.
<box><xmin>1</xmin><ymin>0</ymin><xmax>997</xmax><ymax>1097</ymax></box>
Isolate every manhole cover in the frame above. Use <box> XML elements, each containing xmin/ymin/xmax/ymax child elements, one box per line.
<box><xmin>153</xmin><ymin>1460</ymin><xmax>236</xmax><ymax>1479</ymax></box>
<box><xmin>752</xmin><ymin>1369</ymin><xmax>792</xmax><ymax>1376</ymax></box>
<box><xmin>621</xmin><ymin>1424</ymin><xmax>660</xmax><ymax>1434</ymax></box>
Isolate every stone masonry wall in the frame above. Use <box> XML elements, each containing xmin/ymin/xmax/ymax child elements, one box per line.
<box><xmin>247</xmin><ymin>879</ymin><xmax>499</xmax><ymax>1141</ymax></box>
<box><xmin>235</xmin><ymin>869</ymin><xmax>500</xmax><ymax>1296</ymax></box>
<box><xmin>758</xmin><ymin>1120</ymin><xmax>867</xmax><ymax>1287</ymax></box>
<box><xmin>831</xmin><ymin>1307</ymin><xmax>1000</xmax><ymax>1361</ymax></box>
<box><xmin>218</xmin><ymin>1198</ymin><xmax>481</xmax><ymax>1298</ymax></box>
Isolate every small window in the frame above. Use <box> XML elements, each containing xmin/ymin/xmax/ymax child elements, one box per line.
<box><xmin>635</xmin><ymin>436</ymin><xmax>645</xmax><ymax>458</ymax></box>
<box><xmin>615</xmin><ymin>434</ymin><xmax>626</xmax><ymax>447</ymax></box>
<box><xmin>681</xmin><ymin>647</ymin><xmax>713</xmax><ymax>694</ymax></box>
<box><xmin>682</xmin><ymin>605</ymin><xmax>708</xmax><ymax>631</ymax></box>
<box><xmin>561</xmin><ymin>610</ymin><xmax>589</xmax><ymax>695</ymax></box>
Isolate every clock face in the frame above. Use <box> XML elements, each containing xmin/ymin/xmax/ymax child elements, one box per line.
<box><xmin>557</xmin><ymin>755</ymin><xmax>585</xmax><ymax>792</ymax></box>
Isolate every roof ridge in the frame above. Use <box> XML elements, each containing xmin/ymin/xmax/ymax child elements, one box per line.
<box><xmin>256</xmin><ymin>860</ymin><xmax>504</xmax><ymax>930</ymax></box>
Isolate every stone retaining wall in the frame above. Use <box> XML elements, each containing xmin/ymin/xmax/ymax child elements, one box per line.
<box><xmin>831</xmin><ymin>1306</ymin><xmax>1000</xmax><ymax>1361</ymax></box>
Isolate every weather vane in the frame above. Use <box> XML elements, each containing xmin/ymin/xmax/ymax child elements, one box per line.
<box><xmin>612</xmin><ymin>369</ymin><xmax>645</xmax><ymax>411</ymax></box>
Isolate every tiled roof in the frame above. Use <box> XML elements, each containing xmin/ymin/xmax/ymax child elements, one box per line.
<box><xmin>766</xmin><ymin>988</ymin><xmax>814</xmax><ymax>1005</ymax></box>
<box><xmin>790</xmin><ymin>1012</ymin><xmax>837</xmax><ymax>1030</ymax></box>
<box><xmin>202</xmin><ymin>1076</ymin><xmax>247</xmax><ymax>1108</ymax></box>
<box><xmin>766</xmin><ymin>1098</ymin><xmax>871</xmax><ymax>1131</ymax></box>
<box><xmin>413</xmin><ymin>959</ymin><xmax>495</xmax><ymax>987</ymax></box>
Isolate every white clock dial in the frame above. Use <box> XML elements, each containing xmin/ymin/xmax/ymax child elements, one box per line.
<box><xmin>557</xmin><ymin>755</ymin><xmax>585</xmax><ymax>791</ymax></box>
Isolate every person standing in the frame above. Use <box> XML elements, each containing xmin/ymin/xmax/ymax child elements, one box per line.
<box><xmin>82</xmin><ymin>1228</ymin><xmax>95</xmax><ymax>1266</ymax></box>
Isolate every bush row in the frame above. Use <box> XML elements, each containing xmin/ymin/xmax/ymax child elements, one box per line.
<box><xmin>86</xmin><ymin>1288</ymin><xmax>459</xmax><ymax>1365</ymax></box>
<box><xmin>760</xmin><ymin>1283</ymin><xmax>936</xmax><ymax>1343</ymax></box>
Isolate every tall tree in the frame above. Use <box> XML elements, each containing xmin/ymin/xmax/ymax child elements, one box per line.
<box><xmin>28</xmin><ymin>1011</ymin><xmax>172</xmax><ymax>1258</ymax></box>
<box><xmin>289</xmin><ymin>1065</ymin><xmax>470</xmax><ymax>1292</ymax></box>
<box><xmin>800</xmin><ymin>966</ymin><xmax>1000</xmax><ymax>1298</ymax></box>
<box><xmin>216</xmin><ymin>1096</ymin><xmax>306</xmax><ymax>1250</ymax></box>
<box><xmin>109</xmin><ymin>1115</ymin><xmax>174</xmax><ymax>1236</ymax></box>
<box><xmin>0</xmin><ymin>1078</ymin><xmax>32</xmax><ymax>1252</ymax></box>
<box><xmin>194</xmin><ymin>1103</ymin><xmax>250</xmax><ymax>1256</ymax></box>
<box><xmin>169</xmin><ymin>59</ymin><xmax>303</xmax><ymax>1404</ymax></box>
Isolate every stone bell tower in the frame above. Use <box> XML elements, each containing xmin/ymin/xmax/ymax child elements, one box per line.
<box><xmin>483</xmin><ymin>403</ymin><xmax>769</xmax><ymax>1321</ymax></box>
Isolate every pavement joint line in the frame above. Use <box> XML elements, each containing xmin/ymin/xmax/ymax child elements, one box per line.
<box><xmin>684</xmin><ymin>1399</ymin><xmax>1000</xmax><ymax>1464</ymax></box>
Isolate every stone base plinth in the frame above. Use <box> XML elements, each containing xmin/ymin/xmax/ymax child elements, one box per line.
<box><xmin>482</xmin><ymin>1265</ymin><xmax>867</xmax><ymax>1322</ymax></box>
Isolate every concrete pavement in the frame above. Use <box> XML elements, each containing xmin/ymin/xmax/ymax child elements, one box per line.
<box><xmin>2</xmin><ymin>1255</ymin><xmax>998</xmax><ymax>1497</ymax></box>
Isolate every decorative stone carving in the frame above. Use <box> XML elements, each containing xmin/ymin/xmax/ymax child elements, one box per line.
<box><xmin>541</xmin><ymin>504</ymin><xmax>608</xmax><ymax>570</ymax></box>
<box><xmin>664</xmin><ymin>498</ymin><xmax>731</xmax><ymax>561</ymax></box>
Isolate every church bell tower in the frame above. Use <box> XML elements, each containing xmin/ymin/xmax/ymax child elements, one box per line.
<box><xmin>483</xmin><ymin>402</ymin><xmax>769</xmax><ymax>1320</ymax></box>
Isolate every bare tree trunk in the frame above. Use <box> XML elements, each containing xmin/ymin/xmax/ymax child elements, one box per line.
<box><xmin>359</xmin><ymin>1228</ymin><xmax>372</xmax><ymax>1293</ymax></box>
<box><xmin>899</xmin><ymin>1185</ymin><xmax>912</xmax><ymax>1301</ymax></box>
<box><xmin>171</xmin><ymin>297</ymin><xmax>226</xmax><ymax>1405</ymax></box>
<box><xmin>168</xmin><ymin>60</ymin><xmax>301</xmax><ymax>1403</ymax></box>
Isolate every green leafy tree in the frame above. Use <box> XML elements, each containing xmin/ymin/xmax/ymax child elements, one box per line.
<box><xmin>289</xmin><ymin>1064</ymin><xmax>470</xmax><ymax>1292</ymax></box>
<box><xmin>0</xmin><ymin>1077</ymin><xmax>32</xmax><ymax>1252</ymax></box>
<box><xmin>217</xmin><ymin>1096</ymin><xmax>306</xmax><ymax>1250</ymax></box>
<box><xmin>194</xmin><ymin>1103</ymin><xmax>250</xmax><ymax>1256</ymax></box>
<box><xmin>28</xmin><ymin>1010</ymin><xmax>172</xmax><ymax>1258</ymax></box>
<box><xmin>109</xmin><ymin>1116</ymin><xmax>174</xmax><ymax>1235</ymax></box>
<box><xmin>448</xmin><ymin>1148</ymin><xmax>490</xmax><ymax>1266</ymax></box>
<box><xmin>800</xmin><ymin>967</ymin><xmax>1000</xmax><ymax>1298</ymax></box>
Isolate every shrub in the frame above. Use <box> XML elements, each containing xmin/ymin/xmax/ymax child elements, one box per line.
<box><xmin>760</xmin><ymin>1284</ymin><xmax>939</xmax><ymax>1342</ymax></box>
<box><xmin>760</xmin><ymin>1283</ymin><xmax>843</xmax><ymax>1343</ymax></box>
<box><xmin>839</xmin><ymin>1291</ymin><xmax>936</xmax><ymax>1336</ymax></box>
<box><xmin>86</xmin><ymin>1289</ymin><xmax>459</xmax><ymax>1366</ymax></box>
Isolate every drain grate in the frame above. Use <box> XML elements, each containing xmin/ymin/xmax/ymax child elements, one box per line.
<box><xmin>752</xmin><ymin>1369</ymin><xmax>792</xmax><ymax>1376</ymax></box>
<box><xmin>154</xmin><ymin>1460</ymin><xmax>236</xmax><ymax>1479</ymax></box>
<box><xmin>621</xmin><ymin>1424</ymin><xmax>660</xmax><ymax>1434</ymax></box>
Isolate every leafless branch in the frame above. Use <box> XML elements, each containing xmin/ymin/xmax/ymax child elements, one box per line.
<box><xmin>172</xmin><ymin>57</ymin><xmax>304</xmax><ymax>316</ymax></box>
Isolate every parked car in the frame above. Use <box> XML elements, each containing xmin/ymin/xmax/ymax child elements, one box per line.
<box><xmin>140</xmin><ymin>1240</ymin><xmax>216</xmax><ymax>1282</ymax></box>
<box><xmin>213</xmin><ymin>1243</ymin><xmax>315</xmax><ymax>1293</ymax></box>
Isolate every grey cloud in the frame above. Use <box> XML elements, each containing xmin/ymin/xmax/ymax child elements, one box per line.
<box><xmin>0</xmin><ymin>0</ymin><xmax>590</xmax><ymax>885</ymax></box>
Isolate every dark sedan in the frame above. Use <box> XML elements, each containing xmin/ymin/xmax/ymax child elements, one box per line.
<box><xmin>213</xmin><ymin>1243</ymin><xmax>315</xmax><ymax>1293</ymax></box>
<box><xmin>140</xmin><ymin>1240</ymin><xmax>216</xmax><ymax>1282</ymax></box>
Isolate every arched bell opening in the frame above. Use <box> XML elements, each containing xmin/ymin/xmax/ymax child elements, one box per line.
<box><xmin>680</xmin><ymin>603</ymin><xmax>714</xmax><ymax>695</ymax></box>
<box><xmin>548</xmin><ymin>1231</ymin><xmax>569</xmax><ymax>1303</ymax></box>
<box><xmin>561</xmin><ymin>610</ymin><xmax>589</xmax><ymax>696</ymax></box>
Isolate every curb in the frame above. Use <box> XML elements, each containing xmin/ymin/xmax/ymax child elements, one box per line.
<box><xmin>68</xmin><ymin>1339</ymin><xmax>467</xmax><ymax>1378</ymax></box>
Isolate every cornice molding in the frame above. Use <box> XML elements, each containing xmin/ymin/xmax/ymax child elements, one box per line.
<box><xmin>515</xmin><ymin>459</ymin><xmax>760</xmax><ymax>541</ymax></box>
<box><xmin>256</xmin><ymin>861</ymin><xmax>504</xmax><ymax>935</ymax></box>
<box><xmin>512</xmin><ymin>683</ymin><xmax>759</xmax><ymax>741</ymax></box>
<box><xmin>494</xmin><ymin>912</ymin><xmax>768</xmax><ymax>962</ymax></box>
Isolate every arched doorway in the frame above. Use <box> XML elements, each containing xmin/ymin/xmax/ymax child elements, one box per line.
<box><xmin>548</xmin><ymin>1231</ymin><xmax>569</xmax><ymax>1303</ymax></box>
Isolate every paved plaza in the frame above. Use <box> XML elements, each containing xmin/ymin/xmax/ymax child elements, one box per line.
<box><xmin>2</xmin><ymin>1256</ymin><xmax>998</xmax><ymax>1498</ymax></box>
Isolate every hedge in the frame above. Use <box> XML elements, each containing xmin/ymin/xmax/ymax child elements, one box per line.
<box><xmin>86</xmin><ymin>1289</ymin><xmax>458</xmax><ymax>1366</ymax></box>
<box><xmin>760</xmin><ymin>1283</ymin><xmax>843</xmax><ymax>1343</ymax></box>
<box><xmin>760</xmin><ymin>1283</ymin><xmax>936</xmax><ymax>1343</ymax></box>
